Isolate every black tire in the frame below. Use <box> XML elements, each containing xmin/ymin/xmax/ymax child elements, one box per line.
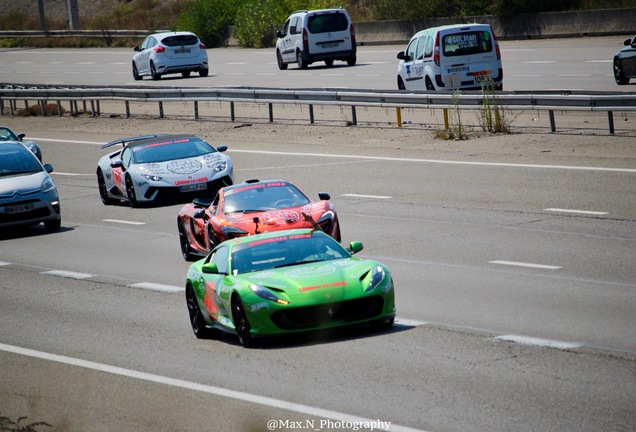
<box><xmin>44</xmin><ymin>218</ymin><xmax>61</xmax><ymax>231</ymax></box>
<box><xmin>324</xmin><ymin>59</ymin><xmax>334</xmax><ymax>67</ymax></box>
<box><xmin>150</xmin><ymin>62</ymin><xmax>161</xmax><ymax>80</ymax></box>
<box><xmin>178</xmin><ymin>220</ymin><xmax>197</xmax><ymax>261</ymax></box>
<box><xmin>186</xmin><ymin>284</ymin><xmax>215</xmax><ymax>339</ymax></box>
<box><xmin>132</xmin><ymin>62</ymin><xmax>141</xmax><ymax>81</ymax></box>
<box><xmin>125</xmin><ymin>175</ymin><xmax>138</xmax><ymax>208</ymax></box>
<box><xmin>97</xmin><ymin>169</ymin><xmax>117</xmax><ymax>205</ymax></box>
<box><xmin>346</xmin><ymin>55</ymin><xmax>356</xmax><ymax>66</ymax></box>
<box><xmin>297</xmin><ymin>50</ymin><xmax>307</xmax><ymax>70</ymax></box>
<box><xmin>199</xmin><ymin>68</ymin><xmax>209</xmax><ymax>77</ymax></box>
<box><xmin>232</xmin><ymin>295</ymin><xmax>253</xmax><ymax>348</ymax></box>
<box><xmin>614</xmin><ymin>58</ymin><xmax>629</xmax><ymax>85</ymax></box>
<box><xmin>182</xmin><ymin>71</ymin><xmax>191</xmax><ymax>78</ymax></box>
<box><xmin>397</xmin><ymin>76</ymin><xmax>405</xmax><ymax>90</ymax></box>
<box><xmin>425</xmin><ymin>77</ymin><xmax>435</xmax><ymax>91</ymax></box>
<box><xmin>276</xmin><ymin>51</ymin><xmax>287</xmax><ymax>70</ymax></box>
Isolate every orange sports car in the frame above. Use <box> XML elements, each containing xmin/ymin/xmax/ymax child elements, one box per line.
<box><xmin>177</xmin><ymin>179</ymin><xmax>341</xmax><ymax>261</ymax></box>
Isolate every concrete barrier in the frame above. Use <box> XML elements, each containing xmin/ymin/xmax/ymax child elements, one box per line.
<box><xmin>354</xmin><ymin>8</ymin><xmax>636</xmax><ymax>45</ymax></box>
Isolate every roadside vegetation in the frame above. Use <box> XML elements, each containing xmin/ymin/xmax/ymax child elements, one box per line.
<box><xmin>0</xmin><ymin>0</ymin><xmax>635</xmax><ymax>48</ymax></box>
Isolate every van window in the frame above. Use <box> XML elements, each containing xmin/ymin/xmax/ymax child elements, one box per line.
<box><xmin>415</xmin><ymin>36</ymin><xmax>426</xmax><ymax>60</ymax></box>
<box><xmin>443</xmin><ymin>31</ymin><xmax>493</xmax><ymax>57</ymax></box>
<box><xmin>424</xmin><ymin>36</ymin><xmax>434</xmax><ymax>58</ymax></box>
<box><xmin>307</xmin><ymin>12</ymin><xmax>348</xmax><ymax>34</ymax></box>
<box><xmin>405</xmin><ymin>38</ymin><xmax>417</xmax><ymax>62</ymax></box>
<box><xmin>290</xmin><ymin>16</ymin><xmax>300</xmax><ymax>35</ymax></box>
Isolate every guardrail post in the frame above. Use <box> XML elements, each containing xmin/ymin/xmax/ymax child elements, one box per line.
<box><xmin>82</xmin><ymin>100</ymin><xmax>87</xmax><ymax>113</ymax></box>
<box><xmin>125</xmin><ymin>101</ymin><xmax>130</xmax><ymax>118</ymax></box>
<box><xmin>230</xmin><ymin>102</ymin><xmax>235</xmax><ymax>122</ymax></box>
<box><xmin>268</xmin><ymin>103</ymin><xmax>273</xmax><ymax>122</ymax></box>
<box><xmin>309</xmin><ymin>105</ymin><xmax>314</xmax><ymax>124</ymax></box>
<box><xmin>396</xmin><ymin>107</ymin><xmax>402</xmax><ymax>127</ymax></box>
<box><xmin>608</xmin><ymin>111</ymin><xmax>615</xmax><ymax>134</ymax></box>
<box><xmin>443</xmin><ymin>108</ymin><xmax>449</xmax><ymax>130</ymax></box>
<box><xmin>56</xmin><ymin>100</ymin><xmax>62</xmax><ymax>116</ymax></box>
<box><xmin>0</xmin><ymin>99</ymin><xmax>4</xmax><ymax>115</ymax></box>
<box><xmin>159</xmin><ymin>101</ymin><xmax>164</xmax><ymax>118</ymax></box>
<box><xmin>40</xmin><ymin>100</ymin><xmax>47</xmax><ymax>116</ymax></box>
<box><xmin>351</xmin><ymin>106</ymin><xmax>357</xmax><ymax>125</ymax></box>
<box><xmin>96</xmin><ymin>100</ymin><xmax>101</xmax><ymax>116</ymax></box>
<box><xmin>194</xmin><ymin>101</ymin><xmax>199</xmax><ymax>120</ymax></box>
<box><xmin>90</xmin><ymin>100</ymin><xmax>96</xmax><ymax>117</ymax></box>
<box><xmin>549</xmin><ymin>110</ymin><xmax>556</xmax><ymax>132</ymax></box>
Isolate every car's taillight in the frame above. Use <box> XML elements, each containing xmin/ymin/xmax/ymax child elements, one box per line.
<box><xmin>302</xmin><ymin>28</ymin><xmax>309</xmax><ymax>51</ymax></box>
<box><xmin>154</xmin><ymin>45</ymin><xmax>165</xmax><ymax>53</ymax></box>
<box><xmin>199</xmin><ymin>43</ymin><xmax>206</xmax><ymax>49</ymax></box>
<box><xmin>433</xmin><ymin>32</ymin><xmax>440</xmax><ymax>66</ymax></box>
<box><xmin>493</xmin><ymin>30</ymin><xmax>501</xmax><ymax>60</ymax></box>
<box><xmin>350</xmin><ymin>23</ymin><xmax>356</xmax><ymax>44</ymax></box>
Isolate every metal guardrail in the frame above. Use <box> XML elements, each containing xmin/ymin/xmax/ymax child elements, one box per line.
<box><xmin>1</xmin><ymin>83</ymin><xmax>635</xmax><ymax>133</ymax></box>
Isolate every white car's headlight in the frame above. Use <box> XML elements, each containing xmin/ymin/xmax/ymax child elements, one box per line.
<box><xmin>141</xmin><ymin>174</ymin><xmax>163</xmax><ymax>182</ymax></box>
<box><xmin>214</xmin><ymin>161</ymin><xmax>228</xmax><ymax>172</ymax></box>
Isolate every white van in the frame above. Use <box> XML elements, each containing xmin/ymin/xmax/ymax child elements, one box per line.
<box><xmin>396</xmin><ymin>23</ymin><xmax>503</xmax><ymax>91</ymax></box>
<box><xmin>275</xmin><ymin>7</ymin><xmax>356</xmax><ymax>70</ymax></box>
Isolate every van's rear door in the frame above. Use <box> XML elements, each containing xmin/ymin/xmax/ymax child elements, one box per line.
<box><xmin>306</xmin><ymin>10</ymin><xmax>352</xmax><ymax>55</ymax></box>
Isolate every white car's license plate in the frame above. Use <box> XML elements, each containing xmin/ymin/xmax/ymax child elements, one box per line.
<box><xmin>175</xmin><ymin>48</ymin><xmax>191</xmax><ymax>54</ymax></box>
<box><xmin>180</xmin><ymin>183</ymin><xmax>207</xmax><ymax>192</ymax></box>
<box><xmin>4</xmin><ymin>203</ymin><xmax>35</xmax><ymax>213</ymax></box>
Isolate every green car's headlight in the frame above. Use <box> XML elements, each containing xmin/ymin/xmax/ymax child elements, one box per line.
<box><xmin>366</xmin><ymin>265</ymin><xmax>386</xmax><ymax>292</ymax></box>
<box><xmin>141</xmin><ymin>174</ymin><xmax>162</xmax><ymax>182</ymax></box>
<box><xmin>250</xmin><ymin>284</ymin><xmax>289</xmax><ymax>305</ymax></box>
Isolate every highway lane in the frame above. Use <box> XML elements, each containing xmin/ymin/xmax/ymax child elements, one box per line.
<box><xmin>1</xmin><ymin>36</ymin><xmax>634</xmax><ymax>91</ymax></box>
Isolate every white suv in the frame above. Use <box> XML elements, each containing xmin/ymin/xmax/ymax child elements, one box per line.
<box><xmin>275</xmin><ymin>8</ymin><xmax>357</xmax><ymax>70</ymax></box>
<box><xmin>396</xmin><ymin>23</ymin><xmax>503</xmax><ymax>91</ymax></box>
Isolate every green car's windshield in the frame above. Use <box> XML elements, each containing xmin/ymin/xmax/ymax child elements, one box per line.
<box><xmin>230</xmin><ymin>232</ymin><xmax>348</xmax><ymax>275</ymax></box>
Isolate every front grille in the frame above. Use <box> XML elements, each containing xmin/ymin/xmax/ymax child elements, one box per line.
<box><xmin>0</xmin><ymin>203</ymin><xmax>51</xmax><ymax>224</ymax></box>
<box><xmin>270</xmin><ymin>295</ymin><xmax>384</xmax><ymax>330</ymax></box>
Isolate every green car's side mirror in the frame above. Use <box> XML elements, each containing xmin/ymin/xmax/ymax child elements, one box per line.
<box><xmin>349</xmin><ymin>241</ymin><xmax>363</xmax><ymax>254</ymax></box>
<box><xmin>202</xmin><ymin>262</ymin><xmax>219</xmax><ymax>274</ymax></box>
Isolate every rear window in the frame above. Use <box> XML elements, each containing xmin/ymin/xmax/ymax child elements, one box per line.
<box><xmin>162</xmin><ymin>35</ymin><xmax>199</xmax><ymax>47</ymax></box>
<box><xmin>442</xmin><ymin>31</ymin><xmax>493</xmax><ymax>57</ymax></box>
<box><xmin>307</xmin><ymin>12</ymin><xmax>349</xmax><ymax>34</ymax></box>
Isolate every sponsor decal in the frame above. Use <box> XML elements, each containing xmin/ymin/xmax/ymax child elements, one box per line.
<box><xmin>227</xmin><ymin>181</ymin><xmax>288</xmax><ymax>196</ymax></box>
<box><xmin>143</xmin><ymin>138</ymin><xmax>190</xmax><ymax>148</ymax></box>
<box><xmin>299</xmin><ymin>280</ymin><xmax>347</xmax><ymax>293</ymax></box>
<box><xmin>175</xmin><ymin>176</ymin><xmax>208</xmax><ymax>186</ymax></box>
<box><xmin>167</xmin><ymin>159</ymin><xmax>203</xmax><ymax>175</ymax></box>
<box><xmin>247</xmin><ymin>233</ymin><xmax>311</xmax><ymax>247</ymax></box>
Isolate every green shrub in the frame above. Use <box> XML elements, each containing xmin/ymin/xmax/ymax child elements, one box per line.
<box><xmin>177</xmin><ymin>0</ymin><xmax>238</xmax><ymax>48</ymax></box>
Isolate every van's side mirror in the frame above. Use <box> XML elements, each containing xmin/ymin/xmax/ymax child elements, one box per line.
<box><xmin>276</xmin><ymin>30</ymin><xmax>283</xmax><ymax>38</ymax></box>
<box><xmin>397</xmin><ymin>51</ymin><xmax>409</xmax><ymax>61</ymax></box>
<box><xmin>134</xmin><ymin>46</ymin><xmax>141</xmax><ymax>52</ymax></box>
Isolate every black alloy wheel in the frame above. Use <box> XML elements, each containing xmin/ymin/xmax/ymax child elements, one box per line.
<box><xmin>178</xmin><ymin>220</ymin><xmax>196</xmax><ymax>261</ymax></box>
<box><xmin>186</xmin><ymin>285</ymin><xmax>214</xmax><ymax>339</ymax></box>
<box><xmin>97</xmin><ymin>169</ymin><xmax>116</xmax><ymax>205</ymax></box>
<box><xmin>125</xmin><ymin>175</ymin><xmax>138</xmax><ymax>208</ymax></box>
<box><xmin>232</xmin><ymin>295</ymin><xmax>252</xmax><ymax>348</ymax></box>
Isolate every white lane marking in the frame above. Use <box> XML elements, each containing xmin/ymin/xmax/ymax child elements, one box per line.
<box><xmin>228</xmin><ymin>149</ymin><xmax>636</xmax><ymax>173</ymax></box>
<box><xmin>129</xmin><ymin>282</ymin><xmax>183</xmax><ymax>293</ymax></box>
<box><xmin>494</xmin><ymin>335</ymin><xmax>584</xmax><ymax>350</ymax></box>
<box><xmin>42</xmin><ymin>270</ymin><xmax>93</xmax><ymax>279</ymax></box>
<box><xmin>587</xmin><ymin>60</ymin><xmax>612</xmax><ymax>63</ymax></box>
<box><xmin>0</xmin><ymin>261</ymin><xmax>11</xmax><ymax>266</ymax></box>
<box><xmin>489</xmin><ymin>260</ymin><xmax>562</xmax><ymax>270</ymax></box>
<box><xmin>0</xmin><ymin>342</ymin><xmax>428</xmax><ymax>432</ymax></box>
<box><xmin>31</xmin><ymin>139</ymin><xmax>636</xmax><ymax>174</ymax></box>
<box><xmin>103</xmin><ymin>219</ymin><xmax>145</xmax><ymax>226</ymax></box>
<box><xmin>525</xmin><ymin>61</ymin><xmax>557</xmax><ymax>64</ymax></box>
<box><xmin>342</xmin><ymin>193</ymin><xmax>392</xmax><ymax>199</ymax></box>
<box><xmin>52</xmin><ymin>172</ymin><xmax>81</xmax><ymax>176</ymax></box>
<box><xmin>544</xmin><ymin>208</ymin><xmax>608</xmax><ymax>215</ymax></box>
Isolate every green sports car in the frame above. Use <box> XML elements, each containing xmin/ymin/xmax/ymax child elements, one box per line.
<box><xmin>185</xmin><ymin>228</ymin><xmax>396</xmax><ymax>347</ymax></box>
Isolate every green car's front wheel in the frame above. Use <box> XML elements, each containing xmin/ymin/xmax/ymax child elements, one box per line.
<box><xmin>186</xmin><ymin>285</ymin><xmax>214</xmax><ymax>339</ymax></box>
<box><xmin>232</xmin><ymin>295</ymin><xmax>252</xmax><ymax>348</ymax></box>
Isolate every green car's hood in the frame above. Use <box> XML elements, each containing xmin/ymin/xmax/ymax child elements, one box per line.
<box><xmin>239</xmin><ymin>258</ymin><xmax>377</xmax><ymax>302</ymax></box>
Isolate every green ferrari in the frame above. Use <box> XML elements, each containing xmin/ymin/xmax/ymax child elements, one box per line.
<box><xmin>185</xmin><ymin>228</ymin><xmax>396</xmax><ymax>347</ymax></box>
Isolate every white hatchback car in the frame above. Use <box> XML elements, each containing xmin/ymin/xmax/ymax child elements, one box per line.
<box><xmin>396</xmin><ymin>23</ymin><xmax>503</xmax><ymax>91</ymax></box>
<box><xmin>132</xmin><ymin>31</ymin><xmax>209</xmax><ymax>80</ymax></box>
<box><xmin>275</xmin><ymin>7</ymin><xmax>356</xmax><ymax>70</ymax></box>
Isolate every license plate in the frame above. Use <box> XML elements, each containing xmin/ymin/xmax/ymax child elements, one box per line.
<box><xmin>4</xmin><ymin>203</ymin><xmax>35</xmax><ymax>213</ymax></box>
<box><xmin>180</xmin><ymin>183</ymin><xmax>207</xmax><ymax>192</ymax></box>
<box><xmin>175</xmin><ymin>48</ymin><xmax>191</xmax><ymax>54</ymax></box>
<box><xmin>474</xmin><ymin>73</ymin><xmax>491</xmax><ymax>83</ymax></box>
<box><xmin>447</xmin><ymin>66</ymin><xmax>468</xmax><ymax>73</ymax></box>
<box><xmin>322</xmin><ymin>42</ymin><xmax>339</xmax><ymax>48</ymax></box>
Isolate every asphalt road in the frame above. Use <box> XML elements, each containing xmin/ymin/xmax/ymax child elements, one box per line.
<box><xmin>1</xmin><ymin>35</ymin><xmax>635</xmax><ymax>91</ymax></box>
<box><xmin>1</xmin><ymin>38</ymin><xmax>635</xmax><ymax>432</ymax></box>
